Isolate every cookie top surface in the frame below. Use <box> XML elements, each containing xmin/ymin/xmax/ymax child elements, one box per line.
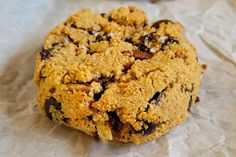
<box><xmin>34</xmin><ymin>6</ymin><xmax>202</xmax><ymax>144</ymax></box>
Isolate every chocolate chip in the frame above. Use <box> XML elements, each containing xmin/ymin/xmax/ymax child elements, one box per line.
<box><xmin>88</xmin><ymin>28</ymin><xmax>94</xmax><ymax>35</ymax></box>
<box><xmin>106</xmin><ymin>35</ymin><xmax>112</xmax><ymax>41</ymax></box>
<box><xmin>137</xmin><ymin>36</ymin><xmax>148</xmax><ymax>50</ymax></box>
<box><xmin>137</xmin><ymin>44</ymin><xmax>148</xmax><ymax>51</ymax></box>
<box><xmin>71</xmin><ymin>23</ymin><xmax>77</xmax><ymax>28</ymax></box>
<box><xmin>122</xmin><ymin>62</ymin><xmax>133</xmax><ymax>73</ymax></box>
<box><xmin>44</xmin><ymin>97</ymin><xmax>62</xmax><ymax>120</ymax></box>
<box><xmin>151</xmin><ymin>19</ymin><xmax>174</xmax><ymax>28</ymax></box>
<box><xmin>49</xmin><ymin>87</ymin><xmax>56</xmax><ymax>93</ymax></box>
<box><xmin>138</xmin><ymin>122</ymin><xmax>158</xmax><ymax>136</ymax></box>
<box><xmin>133</xmin><ymin>50</ymin><xmax>153</xmax><ymax>60</ymax></box>
<box><xmin>108</xmin><ymin>111</ymin><xmax>122</xmax><ymax>132</ymax></box>
<box><xmin>100</xmin><ymin>13</ymin><xmax>106</xmax><ymax>17</ymax></box>
<box><xmin>140</xmin><ymin>33</ymin><xmax>155</xmax><ymax>43</ymax></box>
<box><xmin>145</xmin><ymin>92</ymin><xmax>162</xmax><ymax>111</ymax></box>
<box><xmin>124</xmin><ymin>37</ymin><xmax>133</xmax><ymax>44</ymax></box>
<box><xmin>164</xmin><ymin>37</ymin><xmax>179</xmax><ymax>45</ymax></box>
<box><xmin>96</xmin><ymin>35</ymin><xmax>103</xmax><ymax>42</ymax></box>
<box><xmin>144</xmin><ymin>105</ymin><xmax>150</xmax><ymax>112</ymax></box>
<box><xmin>93</xmin><ymin>75</ymin><xmax>115</xmax><ymax>100</ymax></box>
<box><xmin>144</xmin><ymin>122</ymin><xmax>158</xmax><ymax>135</ymax></box>
<box><xmin>94</xmin><ymin>90</ymin><xmax>105</xmax><ymax>100</ymax></box>
<box><xmin>160</xmin><ymin>37</ymin><xmax>179</xmax><ymax>51</ymax></box>
<box><xmin>149</xmin><ymin>92</ymin><xmax>162</xmax><ymax>104</ymax></box>
<box><xmin>87</xmin><ymin>115</ymin><xmax>93</xmax><ymax>121</ymax></box>
<box><xmin>40</xmin><ymin>48</ymin><xmax>53</xmax><ymax>60</ymax></box>
<box><xmin>108</xmin><ymin>16</ymin><xmax>112</xmax><ymax>22</ymax></box>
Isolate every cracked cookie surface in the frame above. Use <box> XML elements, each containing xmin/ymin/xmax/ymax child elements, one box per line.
<box><xmin>34</xmin><ymin>6</ymin><xmax>203</xmax><ymax>144</ymax></box>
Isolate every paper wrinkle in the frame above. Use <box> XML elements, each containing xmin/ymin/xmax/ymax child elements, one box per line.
<box><xmin>1</xmin><ymin>0</ymin><xmax>236</xmax><ymax>156</ymax></box>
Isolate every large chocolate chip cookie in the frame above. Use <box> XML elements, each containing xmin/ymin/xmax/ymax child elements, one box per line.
<box><xmin>34</xmin><ymin>6</ymin><xmax>203</xmax><ymax>144</ymax></box>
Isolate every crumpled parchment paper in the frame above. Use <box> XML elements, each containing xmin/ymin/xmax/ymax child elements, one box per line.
<box><xmin>0</xmin><ymin>0</ymin><xmax>236</xmax><ymax>156</ymax></box>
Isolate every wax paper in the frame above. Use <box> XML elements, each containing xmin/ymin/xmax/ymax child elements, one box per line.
<box><xmin>0</xmin><ymin>0</ymin><xmax>236</xmax><ymax>156</ymax></box>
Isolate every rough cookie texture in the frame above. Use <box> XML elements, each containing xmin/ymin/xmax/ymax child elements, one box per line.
<box><xmin>34</xmin><ymin>6</ymin><xmax>203</xmax><ymax>144</ymax></box>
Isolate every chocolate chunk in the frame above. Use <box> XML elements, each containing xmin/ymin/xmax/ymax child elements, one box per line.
<box><xmin>40</xmin><ymin>48</ymin><xmax>53</xmax><ymax>60</ymax></box>
<box><xmin>149</xmin><ymin>92</ymin><xmax>162</xmax><ymax>104</ymax></box>
<box><xmin>163</xmin><ymin>37</ymin><xmax>179</xmax><ymax>46</ymax></box>
<box><xmin>100</xmin><ymin>13</ymin><xmax>106</xmax><ymax>17</ymax></box>
<box><xmin>87</xmin><ymin>28</ymin><xmax>94</xmax><ymax>35</ymax></box>
<box><xmin>122</xmin><ymin>62</ymin><xmax>133</xmax><ymax>73</ymax></box>
<box><xmin>143</xmin><ymin>122</ymin><xmax>158</xmax><ymax>135</ymax></box>
<box><xmin>93</xmin><ymin>75</ymin><xmax>115</xmax><ymax>100</ymax></box>
<box><xmin>140</xmin><ymin>33</ymin><xmax>155</xmax><ymax>43</ymax></box>
<box><xmin>185</xmin><ymin>84</ymin><xmax>194</xmax><ymax>93</ymax></box>
<box><xmin>151</xmin><ymin>19</ymin><xmax>174</xmax><ymax>28</ymax></box>
<box><xmin>106</xmin><ymin>35</ymin><xmax>112</xmax><ymax>41</ymax></box>
<box><xmin>138</xmin><ymin>122</ymin><xmax>158</xmax><ymax>136</ymax></box>
<box><xmin>144</xmin><ymin>105</ymin><xmax>150</xmax><ymax>112</ymax></box>
<box><xmin>137</xmin><ymin>44</ymin><xmax>148</xmax><ymax>51</ymax></box>
<box><xmin>145</xmin><ymin>92</ymin><xmax>162</xmax><ymax>111</ymax></box>
<box><xmin>108</xmin><ymin>16</ymin><xmax>112</xmax><ymax>22</ymax></box>
<box><xmin>124</xmin><ymin>37</ymin><xmax>133</xmax><ymax>44</ymax></box>
<box><xmin>96</xmin><ymin>35</ymin><xmax>103</xmax><ymax>42</ymax></box>
<box><xmin>137</xmin><ymin>33</ymin><xmax>157</xmax><ymax>52</ymax></box>
<box><xmin>44</xmin><ymin>97</ymin><xmax>62</xmax><ymax>120</ymax></box>
<box><xmin>87</xmin><ymin>115</ymin><xmax>93</xmax><ymax>121</ymax></box>
<box><xmin>94</xmin><ymin>90</ymin><xmax>105</xmax><ymax>100</ymax></box>
<box><xmin>133</xmin><ymin>50</ymin><xmax>153</xmax><ymax>60</ymax></box>
<box><xmin>137</xmin><ymin>33</ymin><xmax>156</xmax><ymax>52</ymax></box>
<box><xmin>160</xmin><ymin>37</ymin><xmax>179</xmax><ymax>51</ymax></box>
<box><xmin>71</xmin><ymin>23</ymin><xmax>77</xmax><ymax>28</ymax></box>
<box><xmin>108</xmin><ymin>111</ymin><xmax>122</xmax><ymax>132</ymax></box>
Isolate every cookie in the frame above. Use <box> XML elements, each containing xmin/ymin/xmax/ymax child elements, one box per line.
<box><xmin>34</xmin><ymin>6</ymin><xmax>203</xmax><ymax>144</ymax></box>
